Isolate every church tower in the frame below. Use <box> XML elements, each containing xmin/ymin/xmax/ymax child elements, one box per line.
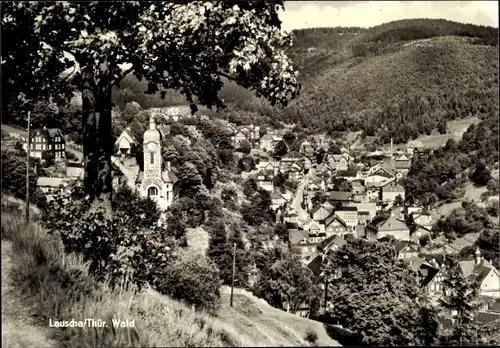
<box><xmin>143</xmin><ymin>116</ymin><xmax>162</xmax><ymax>180</ymax></box>
<box><xmin>135</xmin><ymin>115</ymin><xmax>178</xmax><ymax>210</ymax></box>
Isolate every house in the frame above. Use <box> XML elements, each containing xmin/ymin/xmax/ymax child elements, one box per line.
<box><xmin>232</xmin><ymin>130</ymin><xmax>248</xmax><ymax>148</ymax></box>
<box><xmin>288</xmin><ymin>162</ymin><xmax>305</xmax><ymax>181</ymax></box>
<box><xmin>413</xmin><ymin>211</ymin><xmax>434</xmax><ymax>229</ymax></box>
<box><xmin>270</xmin><ymin>192</ymin><xmax>286</xmax><ymax>210</ymax></box>
<box><xmin>394</xmin><ymin>154</ymin><xmax>411</xmax><ymax>177</ymax></box>
<box><xmin>37</xmin><ymin>176</ymin><xmax>71</xmax><ymax>201</ymax></box>
<box><xmin>29</xmin><ymin>127</ymin><xmax>66</xmax><ymax>162</ymax></box>
<box><xmin>329</xmin><ymin>191</ymin><xmax>354</xmax><ymax>205</ymax></box>
<box><xmin>366</xmin><ymin>185</ymin><xmax>381</xmax><ymax>202</ymax></box>
<box><xmin>336</xmin><ymin>168</ymin><xmax>358</xmax><ymax>180</ymax></box>
<box><xmin>393</xmin><ymin>241</ymin><xmax>420</xmax><ymax>259</ymax></box>
<box><xmin>324</xmin><ymin>214</ymin><xmax>349</xmax><ymax>238</ymax></box>
<box><xmin>114</xmin><ymin>127</ymin><xmax>139</xmax><ymax>156</ymax></box>
<box><xmin>407</xmin><ymin>140</ymin><xmax>424</xmax><ymax>155</ymax></box>
<box><xmin>304</xmin><ymin>219</ymin><xmax>325</xmax><ymax>235</ymax></box>
<box><xmin>458</xmin><ymin>249</ymin><xmax>500</xmax><ymax>298</ymax></box>
<box><xmin>350</xmin><ymin>202</ymin><xmax>377</xmax><ymax>221</ymax></box>
<box><xmin>260</xmin><ymin>133</ymin><xmax>274</xmax><ymax>152</ymax></box>
<box><xmin>289</xmin><ymin>229</ymin><xmax>318</xmax><ymax>263</ymax></box>
<box><xmin>311</xmin><ymin>205</ymin><xmax>333</xmax><ymax>222</ymax></box>
<box><xmin>280</xmin><ymin>151</ymin><xmax>303</xmax><ymax>171</ymax></box>
<box><xmin>300</xmin><ymin>138</ymin><xmax>316</xmax><ymax>159</ymax></box>
<box><xmin>365</xmin><ymin>165</ymin><xmax>395</xmax><ymax>187</ymax></box>
<box><xmin>335</xmin><ymin>207</ymin><xmax>359</xmax><ymax>229</ymax></box>
<box><xmin>66</xmin><ymin>162</ymin><xmax>84</xmax><ymax>179</ymax></box>
<box><xmin>327</xmin><ymin>154</ymin><xmax>351</xmax><ymax>171</ymax></box>
<box><xmin>256</xmin><ymin>170</ymin><xmax>274</xmax><ymax>192</ymax></box>
<box><xmin>381</xmin><ymin>179</ymin><xmax>405</xmax><ymax>203</ymax></box>
<box><xmin>135</xmin><ymin>116</ymin><xmax>178</xmax><ymax>210</ymax></box>
<box><xmin>283</xmin><ymin>209</ymin><xmax>299</xmax><ymax>224</ymax></box>
<box><xmin>367</xmin><ymin>215</ymin><xmax>410</xmax><ymax>241</ymax></box>
<box><xmin>317</xmin><ymin>234</ymin><xmax>348</xmax><ymax>254</ymax></box>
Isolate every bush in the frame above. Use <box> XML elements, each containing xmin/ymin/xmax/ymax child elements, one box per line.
<box><xmin>304</xmin><ymin>328</ymin><xmax>318</xmax><ymax>345</ymax></box>
<box><xmin>0</xmin><ymin>213</ymin><xmax>242</xmax><ymax>347</ymax></box>
<box><xmin>159</xmin><ymin>249</ymin><xmax>222</xmax><ymax>313</ymax></box>
<box><xmin>44</xmin><ymin>183</ymin><xmax>178</xmax><ymax>290</ymax></box>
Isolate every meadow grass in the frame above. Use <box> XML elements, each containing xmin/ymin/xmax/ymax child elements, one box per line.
<box><xmin>0</xmin><ymin>211</ymin><xmax>245</xmax><ymax>347</ymax></box>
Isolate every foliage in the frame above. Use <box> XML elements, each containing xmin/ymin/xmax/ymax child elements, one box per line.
<box><xmin>242</xmin><ymin>189</ymin><xmax>273</xmax><ymax>226</ymax></box>
<box><xmin>405</xmin><ymin>113</ymin><xmax>498</xmax><ymax>204</ymax></box>
<box><xmin>238</xmin><ymin>154</ymin><xmax>256</xmax><ymax>173</ymax></box>
<box><xmin>273</xmin><ymin>140</ymin><xmax>288</xmax><ymax>159</ymax></box>
<box><xmin>323</xmin><ymin>239</ymin><xmax>438</xmax><ymax>345</ymax></box>
<box><xmin>159</xmin><ymin>248</ymin><xmax>222</xmax><ymax>312</ymax></box>
<box><xmin>206</xmin><ymin>220</ymin><xmax>250</xmax><ymax>288</ymax></box>
<box><xmin>237</xmin><ymin>139</ymin><xmax>252</xmax><ymax>155</ymax></box>
<box><xmin>458</xmin><ymin>229</ymin><xmax>499</xmax><ymax>266</ymax></box>
<box><xmin>43</xmin><ymin>182</ymin><xmax>182</xmax><ymax>293</ymax></box>
<box><xmin>433</xmin><ymin>202</ymin><xmax>495</xmax><ymax>239</ymax></box>
<box><xmin>221</xmin><ymin>186</ymin><xmax>237</xmax><ymax>204</ymax></box>
<box><xmin>304</xmin><ymin>328</ymin><xmax>318</xmax><ymax>345</ymax></box>
<box><xmin>0</xmin><ymin>213</ymin><xmax>245</xmax><ymax>347</ymax></box>
<box><xmin>1</xmin><ymin>147</ymin><xmax>47</xmax><ymax>209</ymax></box>
<box><xmin>253</xmin><ymin>246</ymin><xmax>320</xmax><ymax>313</ymax></box>
<box><xmin>243</xmin><ymin>177</ymin><xmax>259</xmax><ymax>198</ymax></box>
<box><xmin>469</xmin><ymin>162</ymin><xmax>492</xmax><ymax>186</ymax></box>
<box><xmin>2</xmin><ymin>1</ymin><xmax>299</xmax><ymax>202</ymax></box>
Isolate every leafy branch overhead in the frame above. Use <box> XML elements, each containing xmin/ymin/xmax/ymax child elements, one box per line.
<box><xmin>2</xmin><ymin>1</ymin><xmax>300</xmax><ymax>111</ymax></box>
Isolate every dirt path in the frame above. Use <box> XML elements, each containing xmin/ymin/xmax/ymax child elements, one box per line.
<box><xmin>1</xmin><ymin>241</ymin><xmax>56</xmax><ymax>348</ymax></box>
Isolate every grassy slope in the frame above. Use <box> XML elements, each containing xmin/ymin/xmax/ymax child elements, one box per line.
<box><xmin>217</xmin><ymin>286</ymin><xmax>340</xmax><ymax>347</ymax></box>
<box><xmin>1</xmin><ymin>202</ymin><xmax>337</xmax><ymax>347</ymax></box>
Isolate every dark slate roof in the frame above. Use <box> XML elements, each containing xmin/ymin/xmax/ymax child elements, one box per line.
<box><xmin>307</xmin><ymin>254</ymin><xmax>325</xmax><ymax>277</ymax></box>
<box><xmin>336</xmin><ymin>169</ymin><xmax>358</xmax><ymax>177</ymax></box>
<box><xmin>329</xmin><ymin>191</ymin><xmax>353</xmax><ymax>201</ymax></box>
<box><xmin>318</xmin><ymin>234</ymin><xmax>347</xmax><ymax>252</ymax></box>
<box><xmin>282</xmin><ymin>151</ymin><xmax>303</xmax><ymax>159</ymax></box>
<box><xmin>336</xmin><ymin>206</ymin><xmax>358</xmax><ymax>212</ymax></box>
<box><xmin>32</xmin><ymin>128</ymin><xmax>64</xmax><ymax>142</ymax></box>
<box><xmin>489</xmin><ymin>302</ymin><xmax>500</xmax><ymax>313</ymax></box>
<box><xmin>477</xmin><ymin>311</ymin><xmax>500</xmax><ymax>324</ymax></box>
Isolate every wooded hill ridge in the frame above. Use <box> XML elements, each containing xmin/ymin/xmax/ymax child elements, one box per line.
<box><xmin>114</xmin><ymin>18</ymin><xmax>496</xmax><ymax>145</ymax></box>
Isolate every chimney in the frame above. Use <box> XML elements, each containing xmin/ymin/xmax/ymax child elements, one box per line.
<box><xmin>166</xmin><ymin>161</ymin><xmax>171</xmax><ymax>171</ymax></box>
<box><xmin>126</xmin><ymin>126</ymin><xmax>131</xmax><ymax>131</ymax></box>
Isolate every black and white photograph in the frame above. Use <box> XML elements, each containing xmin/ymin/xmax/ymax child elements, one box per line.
<box><xmin>1</xmin><ymin>1</ymin><xmax>499</xmax><ymax>347</ymax></box>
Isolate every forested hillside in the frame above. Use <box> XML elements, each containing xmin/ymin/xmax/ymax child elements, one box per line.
<box><xmin>213</xmin><ymin>19</ymin><xmax>498</xmax><ymax>143</ymax></box>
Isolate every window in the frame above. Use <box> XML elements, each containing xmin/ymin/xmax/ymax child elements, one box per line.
<box><xmin>42</xmin><ymin>144</ymin><xmax>46</xmax><ymax>150</ymax></box>
<box><xmin>62</xmin><ymin>144</ymin><xmax>65</xmax><ymax>150</ymax></box>
<box><xmin>150</xmin><ymin>152</ymin><xmax>155</xmax><ymax>164</ymax></box>
<box><xmin>48</xmin><ymin>145</ymin><xmax>52</xmax><ymax>150</ymax></box>
<box><xmin>147</xmin><ymin>186</ymin><xmax>158</xmax><ymax>197</ymax></box>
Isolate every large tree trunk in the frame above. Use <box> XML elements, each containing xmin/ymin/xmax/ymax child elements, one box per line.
<box><xmin>96</xmin><ymin>84</ymin><xmax>113</xmax><ymax>218</ymax></box>
<box><xmin>81</xmin><ymin>66</ymin><xmax>113</xmax><ymax>218</ymax></box>
<box><xmin>81</xmin><ymin>66</ymin><xmax>99</xmax><ymax>200</ymax></box>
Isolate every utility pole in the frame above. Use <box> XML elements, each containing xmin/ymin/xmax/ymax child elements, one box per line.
<box><xmin>230</xmin><ymin>242</ymin><xmax>236</xmax><ymax>307</ymax></box>
<box><xmin>25</xmin><ymin>111</ymin><xmax>31</xmax><ymax>224</ymax></box>
<box><xmin>324</xmin><ymin>280</ymin><xmax>329</xmax><ymax>311</ymax></box>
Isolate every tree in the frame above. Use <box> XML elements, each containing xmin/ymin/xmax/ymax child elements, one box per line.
<box><xmin>238</xmin><ymin>139</ymin><xmax>252</xmax><ymax>154</ymax></box>
<box><xmin>165</xmin><ymin>213</ymin><xmax>187</xmax><ymax>247</ymax></box>
<box><xmin>121</xmin><ymin>101</ymin><xmax>142</xmax><ymax>124</ymax></box>
<box><xmin>243</xmin><ymin>177</ymin><xmax>259</xmax><ymax>198</ymax></box>
<box><xmin>159</xmin><ymin>248</ymin><xmax>222</xmax><ymax>313</ymax></box>
<box><xmin>282</xmin><ymin>131</ymin><xmax>296</xmax><ymax>148</ymax></box>
<box><xmin>316</xmin><ymin>147</ymin><xmax>326</xmax><ymax>164</ymax></box>
<box><xmin>273</xmin><ymin>140</ymin><xmax>288</xmax><ymax>159</ymax></box>
<box><xmin>439</xmin><ymin>266</ymin><xmax>481</xmax><ymax>345</ymax></box>
<box><xmin>470</xmin><ymin>162</ymin><xmax>491</xmax><ymax>186</ymax></box>
<box><xmin>253</xmin><ymin>247</ymin><xmax>320</xmax><ymax>313</ymax></box>
<box><xmin>2</xmin><ymin>1</ymin><xmax>299</xmax><ymax>214</ymax></box>
<box><xmin>323</xmin><ymin>239</ymin><xmax>439</xmax><ymax>345</ymax></box>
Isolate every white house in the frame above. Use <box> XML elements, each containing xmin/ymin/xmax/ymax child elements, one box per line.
<box><xmin>115</xmin><ymin>127</ymin><xmax>138</xmax><ymax>156</ymax></box>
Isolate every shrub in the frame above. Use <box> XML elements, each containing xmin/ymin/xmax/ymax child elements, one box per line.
<box><xmin>65</xmin><ymin>150</ymin><xmax>78</xmax><ymax>161</ymax></box>
<box><xmin>0</xmin><ymin>213</ymin><xmax>243</xmax><ymax>347</ymax></box>
<box><xmin>159</xmin><ymin>249</ymin><xmax>222</xmax><ymax>313</ymax></box>
<box><xmin>304</xmin><ymin>328</ymin><xmax>318</xmax><ymax>345</ymax></box>
<box><xmin>43</xmin><ymin>182</ymin><xmax>177</xmax><ymax>289</ymax></box>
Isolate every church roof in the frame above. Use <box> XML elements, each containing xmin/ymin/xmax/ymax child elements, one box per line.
<box><xmin>135</xmin><ymin>170</ymin><xmax>178</xmax><ymax>184</ymax></box>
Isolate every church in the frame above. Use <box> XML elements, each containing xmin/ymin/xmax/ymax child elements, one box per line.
<box><xmin>135</xmin><ymin>116</ymin><xmax>178</xmax><ymax>210</ymax></box>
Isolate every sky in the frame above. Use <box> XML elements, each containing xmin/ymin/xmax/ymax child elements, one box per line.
<box><xmin>279</xmin><ymin>1</ymin><xmax>499</xmax><ymax>31</ymax></box>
